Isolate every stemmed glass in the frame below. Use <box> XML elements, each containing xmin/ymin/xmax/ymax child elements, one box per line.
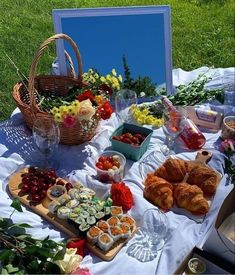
<box><xmin>160</xmin><ymin>107</ymin><xmax>186</xmax><ymax>156</ymax></box>
<box><xmin>115</xmin><ymin>89</ymin><xmax>137</xmax><ymax>123</ymax></box>
<box><xmin>32</xmin><ymin>117</ymin><xmax>60</xmax><ymax>169</ymax></box>
<box><xmin>127</xmin><ymin>208</ymin><xmax>168</xmax><ymax>262</ymax></box>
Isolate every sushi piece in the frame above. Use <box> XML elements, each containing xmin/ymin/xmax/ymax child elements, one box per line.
<box><xmin>79</xmin><ymin>203</ymin><xmax>89</xmax><ymax>209</ymax></box>
<box><xmin>87</xmin><ymin>216</ymin><xmax>96</xmax><ymax>225</ymax></box>
<box><xmin>80</xmin><ymin>210</ymin><xmax>90</xmax><ymax>219</ymax></box>
<box><xmin>110</xmin><ymin>206</ymin><xmax>123</xmax><ymax>217</ymax></box>
<box><xmin>66</xmin><ymin>199</ymin><xmax>79</xmax><ymax>209</ymax></box>
<box><xmin>120</xmin><ymin>223</ymin><xmax>132</xmax><ymax>238</ymax></box>
<box><xmin>79</xmin><ymin>193</ymin><xmax>92</xmax><ymax>202</ymax></box>
<box><xmin>108</xmin><ymin>226</ymin><xmax>123</xmax><ymax>241</ymax></box>
<box><xmin>74</xmin><ymin>216</ymin><xmax>85</xmax><ymax>225</ymax></box>
<box><xmin>95</xmin><ymin>211</ymin><xmax>105</xmax><ymax>220</ymax></box>
<box><xmin>57</xmin><ymin>206</ymin><xmax>71</xmax><ymax>219</ymax></box>
<box><xmin>48</xmin><ymin>200</ymin><xmax>61</xmax><ymax>214</ymax></box>
<box><xmin>57</xmin><ymin>194</ymin><xmax>71</xmax><ymax>205</ymax></box>
<box><xmin>87</xmin><ymin>226</ymin><xmax>102</xmax><ymax>244</ymax></box>
<box><xmin>97</xmin><ymin>233</ymin><xmax>114</xmax><ymax>251</ymax></box>
<box><xmin>68</xmin><ymin>211</ymin><xmax>78</xmax><ymax>222</ymax></box>
<box><xmin>107</xmin><ymin>216</ymin><xmax>120</xmax><ymax>227</ymax></box>
<box><xmin>79</xmin><ymin>223</ymin><xmax>90</xmax><ymax>232</ymax></box>
<box><xmin>96</xmin><ymin>220</ymin><xmax>109</xmax><ymax>233</ymax></box>
<box><xmin>104</xmin><ymin>206</ymin><xmax>111</xmax><ymax>216</ymax></box>
<box><xmin>95</xmin><ymin>203</ymin><xmax>104</xmax><ymax>212</ymax></box>
<box><xmin>120</xmin><ymin>215</ymin><xmax>136</xmax><ymax>231</ymax></box>
<box><xmin>87</xmin><ymin>207</ymin><xmax>97</xmax><ymax>216</ymax></box>
<box><xmin>68</xmin><ymin>188</ymin><xmax>80</xmax><ymax>200</ymax></box>
<box><xmin>81</xmin><ymin>187</ymin><xmax>96</xmax><ymax>197</ymax></box>
<box><xmin>72</xmin><ymin>207</ymin><xmax>82</xmax><ymax>214</ymax></box>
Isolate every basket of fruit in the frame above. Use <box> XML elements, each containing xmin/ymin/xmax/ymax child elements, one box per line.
<box><xmin>12</xmin><ymin>33</ymin><xmax>109</xmax><ymax>145</ymax></box>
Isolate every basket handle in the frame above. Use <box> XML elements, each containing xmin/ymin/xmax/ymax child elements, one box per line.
<box><xmin>28</xmin><ymin>33</ymin><xmax>83</xmax><ymax>108</ymax></box>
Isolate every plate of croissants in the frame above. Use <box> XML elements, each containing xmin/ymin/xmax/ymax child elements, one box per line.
<box><xmin>142</xmin><ymin>150</ymin><xmax>222</xmax><ymax>222</ymax></box>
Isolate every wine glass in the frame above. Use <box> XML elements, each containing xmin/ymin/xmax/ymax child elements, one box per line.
<box><xmin>160</xmin><ymin>107</ymin><xmax>186</xmax><ymax>156</ymax></box>
<box><xmin>127</xmin><ymin>208</ymin><xmax>168</xmax><ymax>262</ymax></box>
<box><xmin>115</xmin><ymin>89</ymin><xmax>137</xmax><ymax>123</ymax></box>
<box><xmin>32</xmin><ymin>118</ymin><xmax>60</xmax><ymax>169</ymax></box>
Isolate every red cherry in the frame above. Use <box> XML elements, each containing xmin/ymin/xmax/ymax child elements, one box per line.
<box><xmin>65</xmin><ymin>182</ymin><xmax>73</xmax><ymax>191</ymax></box>
<box><xmin>96</xmin><ymin>162</ymin><xmax>104</xmax><ymax>170</ymax></box>
<box><xmin>56</xmin><ymin>179</ymin><xmax>65</xmax><ymax>186</ymax></box>
<box><xmin>21</xmin><ymin>184</ymin><xmax>30</xmax><ymax>193</ymax></box>
<box><xmin>31</xmin><ymin>194</ymin><xmax>41</xmax><ymax>202</ymax></box>
<box><xmin>40</xmin><ymin>189</ymin><xmax>47</xmax><ymax>199</ymax></box>
<box><xmin>31</xmin><ymin>186</ymin><xmax>39</xmax><ymax>194</ymax></box>
<box><xmin>98</xmin><ymin>156</ymin><xmax>106</xmax><ymax>163</ymax></box>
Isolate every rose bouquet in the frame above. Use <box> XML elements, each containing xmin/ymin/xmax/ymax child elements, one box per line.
<box><xmin>43</xmin><ymin>68</ymin><xmax>122</xmax><ymax>128</ymax></box>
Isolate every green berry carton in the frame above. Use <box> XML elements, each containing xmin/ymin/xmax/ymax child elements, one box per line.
<box><xmin>110</xmin><ymin>123</ymin><xmax>153</xmax><ymax>161</ymax></box>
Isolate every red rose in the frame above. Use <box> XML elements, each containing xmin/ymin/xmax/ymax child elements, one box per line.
<box><xmin>77</xmin><ymin>90</ymin><xmax>95</xmax><ymax>102</ymax></box>
<box><xmin>111</xmin><ymin>182</ymin><xmax>134</xmax><ymax>211</ymax></box>
<box><xmin>99</xmin><ymin>84</ymin><xmax>113</xmax><ymax>96</ymax></box>
<box><xmin>67</xmin><ymin>238</ymin><xmax>86</xmax><ymax>257</ymax></box>
<box><xmin>97</xmin><ymin>101</ymin><xmax>113</xmax><ymax>120</ymax></box>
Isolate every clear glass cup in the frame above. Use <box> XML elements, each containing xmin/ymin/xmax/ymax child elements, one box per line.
<box><xmin>115</xmin><ymin>89</ymin><xmax>137</xmax><ymax>123</ymax></box>
<box><xmin>127</xmin><ymin>208</ymin><xmax>168</xmax><ymax>262</ymax></box>
<box><xmin>32</xmin><ymin>118</ymin><xmax>60</xmax><ymax>169</ymax></box>
<box><xmin>160</xmin><ymin>107</ymin><xmax>186</xmax><ymax>156</ymax></box>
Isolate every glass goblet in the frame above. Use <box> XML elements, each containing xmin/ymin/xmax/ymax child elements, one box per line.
<box><xmin>127</xmin><ymin>208</ymin><xmax>168</xmax><ymax>262</ymax></box>
<box><xmin>32</xmin><ymin>118</ymin><xmax>60</xmax><ymax>169</ymax></box>
<box><xmin>115</xmin><ymin>89</ymin><xmax>137</xmax><ymax>123</ymax></box>
<box><xmin>160</xmin><ymin>107</ymin><xmax>186</xmax><ymax>156</ymax></box>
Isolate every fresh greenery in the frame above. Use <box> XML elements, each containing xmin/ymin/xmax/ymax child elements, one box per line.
<box><xmin>0</xmin><ymin>198</ymin><xmax>64</xmax><ymax>274</ymax></box>
<box><xmin>122</xmin><ymin>56</ymin><xmax>157</xmax><ymax>97</ymax></box>
<box><xmin>167</xmin><ymin>73</ymin><xmax>224</xmax><ymax>106</ymax></box>
<box><xmin>0</xmin><ymin>0</ymin><xmax>234</xmax><ymax>121</ymax></box>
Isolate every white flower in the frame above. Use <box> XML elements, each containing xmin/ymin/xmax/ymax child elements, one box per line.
<box><xmin>140</xmin><ymin>92</ymin><xmax>146</xmax><ymax>97</ymax></box>
<box><xmin>78</xmin><ymin>99</ymin><xmax>96</xmax><ymax>121</ymax></box>
<box><xmin>54</xmin><ymin>248</ymin><xmax>83</xmax><ymax>274</ymax></box>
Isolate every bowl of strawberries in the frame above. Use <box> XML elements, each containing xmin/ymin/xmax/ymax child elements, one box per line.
<box><xmin>95</xmin><ymin>150</ymin><xmax>126</xmax><ymax>183</ymax></box>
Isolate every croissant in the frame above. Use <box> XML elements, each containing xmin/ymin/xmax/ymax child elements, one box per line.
<box><xmin>173</xmin><ymin>182</ymin><xmax>209</xmax><ymax>215</ymax></box>
<box><xmin>144</xmin><ymin>174</ymin><xmax>174</xmax><ymax>211</ymax></box>
<box><xmin>155</xmin><ymin>158</ymin><xmax>194</xmax><ymax>182</ymax></box>
<box><xmin>187</xmin><ymin>166</ymin><xmax>218</xmax><ymax>196</ymax></box>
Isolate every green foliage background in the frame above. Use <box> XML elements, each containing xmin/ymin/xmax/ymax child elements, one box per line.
<box><xmin>0</xmin><ymin>0</ymin><xmax>234</xmax><ymax>121</ymax></box>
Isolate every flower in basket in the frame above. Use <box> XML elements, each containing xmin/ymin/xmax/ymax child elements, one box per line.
<box><xmin>49</xmin><ymin>68</ymin><xmax>122</xmax><ymax>128</ymax></box>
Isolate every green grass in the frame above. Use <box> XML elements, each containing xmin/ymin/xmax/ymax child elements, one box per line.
<box><xmin>0</xmin><ymin>0</ymin><xmax>234</xmax><ymax>121</ymax></box>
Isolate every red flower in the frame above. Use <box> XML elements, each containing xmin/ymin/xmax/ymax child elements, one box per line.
<box><xmin>67</xmin><ymin>238</ymin><xmax>86</xmax><ymax>257</ymax></box>
<box><xmin>97</xmin><ymin>101</ymin><xmax>113</xmax><ymax>120</ymax></box>
<box><xmin>77</xmin><ymin>90</ymin><xmax>95</xmax><ymax>102</ymax></box>
<box><xmin>63</xmin><ymin>115</ymin><xmax>77</xmax><ymax>128</ymax></box>
<box><xmin>99</xmin><ymin>84</ymin><xmax>113</xmax><ymax>96</ymax></box>
<box><xmin>111</xmin><ymin>182</ymin><xmax>134</xmax><ymax>211</ymax></box>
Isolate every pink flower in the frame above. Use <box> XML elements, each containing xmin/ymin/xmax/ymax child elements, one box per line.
<box><xmin>220</xmin><ymin>139</ymin><xmax>235</xmax><ymax>153</ymax></box>
<box><xmin>72</xmin><ymin>267</ymin><xmax>91</xmax><ymax>275</ymax></box>
<box><xmin>63</xmin><ymin>115</ymin><xmax>77</xmax><ymax>128</ymax></box>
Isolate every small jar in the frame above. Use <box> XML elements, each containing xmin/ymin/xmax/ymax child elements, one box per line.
<box><xmin>186</xmin><ymin>257</ymin><xmax>206</xmax><ymax>274</ymax></box>
<box><xmin>221</xmin><ymin>116</ymin><xmax>235</xmax><ymax>140</ymax></box>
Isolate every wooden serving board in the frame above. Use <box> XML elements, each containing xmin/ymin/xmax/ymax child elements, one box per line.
<box><xmin>8</xmin><ymin>167</ymin><xmax>79</xmax><ymax>238</ymax></box>
<box><xmin>86</xmin><ymin>227</ymin><xmax>136</xmax><ymax>261</ymax></box>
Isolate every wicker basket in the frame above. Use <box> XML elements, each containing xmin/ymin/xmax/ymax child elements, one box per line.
<box><xmin>12</xmin><ymin>33</ymin><xmax>100</xmax><ymax>145</ymax></box>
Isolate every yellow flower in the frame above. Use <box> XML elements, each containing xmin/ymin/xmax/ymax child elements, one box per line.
<box><xmin>95</xmin><ymin>95</ymin><xmax>105</xmax><ymax>106</ymax></box>
<box><xmin>54</xmin><ymin>113</ymin><xmax>63</xmax><ymax>122</ymax></box>
<box><xmin>111</xmin><ymin>68</ymin><xmax>117</xmax><ymax>76</ymax></box>
<box><xmin>106</xmin><ymin>74</ymin><xmax>111</xmax><ymax>81</ymax></box>
<box><xmin>55</xmin><ymin>248</ymin><xmax>83</xmax><ymax>274</ymax></box>
<box><xmin>51</xmin><ymin>107</ymin><xmax>59</xmax><ymax>115</ymax></box>
<box><xmin>72</xmin><ymin>100</ymin><xmax>80</xmax><ymax>108</ymax></box>
<box><xmin>88</xmin><ymin>68</ymin><xmax>94</xmax><ymax>74</ymax></box>
<box><xmin>94</xmin><ymin>73</ymin><xmax>99</xmax><ymax>79</ymax></box>
<box><xmin>118</xmin><ymin>74</ymin><xmax>123</xmax><ymax>82</ymax></box>
<box><xmin>59</xmin><ymin>106</ymin><xmax>68</xmax><ymax>114</ymax></box>
<box><xmin>100</xmin><ymin>76</ymin><xmax>106</xmax><ymax>82</ymax></box>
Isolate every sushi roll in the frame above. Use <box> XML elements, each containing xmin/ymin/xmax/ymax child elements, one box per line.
<box><xmin>104</xmin><ymin>206</ymin><xmax>111</xmax><ymax>216</ymax></box>
<box><xmin>107</xmin><ymin>216</ymin><xmax>120</xmax><ymax>227</ymax></box>
<box><xmin>95</xmin><ymin>211</ymin><xmax>105</xmax><ymax>220</ymax></box>
<box><xmin>110</xmin><ymin>206</ymin><xmax>123</xmax><ymax>217</ymax></box>
<box><xmin>120</xmin><ymin>223</ymin><xmax>132</xmax><ymax>238</ymax></box>
<box><xmin>87</xmin><ymin>226</ymin><xmax>102</xmax><ymax>244</ymax></box>
<box><xmin>87</xmin><ymin>207</ymin><xmax>97</xmax><ymax>216</ymax></box>
<box><xmin>80</xmin><ymin>210</ymin><xmax>90</xmax><ymax>219</ymax></box>
<box><xmin>74</xmin><ymin>216</ymin><xmax>86</xmax><ymax>225</ymax></box>
<box><xmin>79</xmin><ymin>223</ymin><xmax>90</xmax><ymax>232</ymax></box>
<box><xmin>79</xmin><ymin>193</ymin><xmax>92</xmax><ymax>202</ymax></box>
<box><xmin>68</xmin><ymin>188</ymin><xmax>80</xmax><ymax>200</ymax></box>
<box><xmin>68</xmin><ymin>211</ymin><xmax>78</xmax><ymax>221</ymax></box>
<box><xmin>120</xmin><ymin>215</ymin><xmax>136</xmax><ymax>231</ymax></box>
<box><xmin>95</xmin><ymin>203</ymin><xmax>104</xmax><ymax>212</ymax></box>
<box><xmin>97</xmin><ymin>233</ymin><xmax>114</xmax><ymax>251</ymax></box>
<box><xmin>48</xmin><ymin>200</ymin><xmax>61</xmax><ymax>214</ymax></box>
<box><xmin>87</xmin><ymin>216</ymin><xmax>96</xmax><ymax>225</ymax></box>
<box><xmin>57</xmin><ymin>194</ymin><xmax>71</xmax><ymax>205</ymax></box>
<box><xmin>66</xmin><ymin>199</ymin><xmax>79</xmax><ymax>209</ymax></box>
<box><xmin>72</xmin><ymin>207</ymin><xmax>81</xmax><ymax>214</ymax></box>
<box><xmin>57</xmin><ymin>206</ymin><xmax>71</xmax><ymax>219</ymax></box>
<box><xmin>96</xmin><ymin>220</ymin><xmax>109</xmax><ymax>233</ymax></box>
<box><xmin>79</xmin><ymin>203</ymin><xmax>89</xmax><ymax>209</ymax></box>
<box><xmin>81</xmin><ymin>187</ymin><xmax>96</xmax><ymax>197</ymax></box>
<box><xmin>108</xmin><ymin>226</ymin><xmax>123</xmax><ymax>241</ymax></box>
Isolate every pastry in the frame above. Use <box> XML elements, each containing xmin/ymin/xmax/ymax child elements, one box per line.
<box><xmin>144</xmin><ymin>173</ymin><xmax>174</xmax><ymax>211</ymax></box>
<box><xmin>187</xmin><ymin>166</ymin><xmax>218</xmax><ymax>196</ymax></box>
<box><xmin>173</xmin><ymin>182</ymin><xmax>209</xmax><ymax>215</ymax></box>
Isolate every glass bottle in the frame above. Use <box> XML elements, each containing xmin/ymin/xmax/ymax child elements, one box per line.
<box><xmin>162</xmin><ymin>97</ymin><xmax>206</xmax><ymax>150</ymax></box>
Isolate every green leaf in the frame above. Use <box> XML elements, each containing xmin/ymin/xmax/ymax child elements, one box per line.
<box><xmin>0</xmin><ymin>218</ymin><xmax>11</xmax><ymax>229</ymax></box>
<box><xmin>1</xmin><ymin>268</ymin><xmax>9</xmax><ymax>275</ymax></box>
<box><xmin>27</xmin><ymin>260</ymin><xmax>39</xmax><ymax>273</ymax></box>
<box><xmin>10</xmin><ymin>198</ymin><xmax>23</xmax><ymax>212</ymax></box>
<box><xmin>25</xmin><ymin>246</ymin><xmax>51</xmax><ymax>258</ymax></box>
<box><xmin>6</xmin><ymin>264</ymin><xmax>19</xmax><ymax>273</ymax></box>
<box><xmin>53</xmin><ymin>247</ymin><xmax>66</xmax><ymax>261</ymax></box>
<box><xmin>8</xmin><ymin>223</ymin><xmax>32</xmax><ymax>229</ymax></box>
<box><xmin>0</xmin><ymin>250</ymin><xmax>13</xmax><ymax>263</ymax></box>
